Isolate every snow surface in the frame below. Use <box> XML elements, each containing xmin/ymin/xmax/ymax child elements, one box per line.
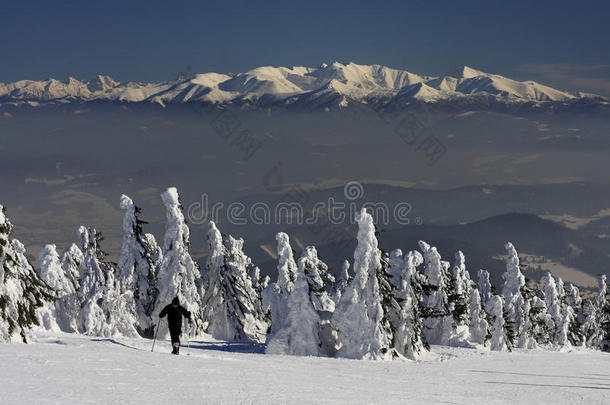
<box><xmin>2</xmin><ymin>331</ymin><xmax>609</xmax><ymax>404</ymax></box>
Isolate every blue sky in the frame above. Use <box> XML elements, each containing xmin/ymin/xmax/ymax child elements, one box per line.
<box><xmin>2</xmin><ymin>0</ymin><xmax>609</xmax><ymax>94</ymax></box>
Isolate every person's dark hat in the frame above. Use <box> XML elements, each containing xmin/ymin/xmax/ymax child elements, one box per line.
<box><xmin>172</xmin><ymin>296</ymin><xmax>180</xmax><ymax>305</ymax></box>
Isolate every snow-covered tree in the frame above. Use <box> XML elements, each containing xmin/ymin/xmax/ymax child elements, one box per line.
<box><xmin>297</xmin><ymin>246</ymin><xmax>338</xmax><ymax>356</ymax></box>
<box><xmin>262</xmin><ymin>232</ymin><xmax>297</xmax><ymax>336</ymax></box>
<box><xmin>77</xmin><ymin>227</ymin><xmax>107</xmax><ymax>305</ymax></box>
<box><xmin>448</xmin><ymin>251</ymin><xmax>471</xmax><ymax>325</ymax></box>
<box><xmin>583</xmin><ymin>275</ymin><xmax>608</xmax><ymax>349</ymax></box>
<box><xmin>446</xmin><ymin>251</ymin><xmax>473</xmax><ymax>345</ymax></box>
<box><xmin>0</xmin><ymin>206</ymin><xmax>57</xmax><ymax>342</ymax></box>
<box><xmin>516</xmin><ymin>298</ymin><xmax>537</xmax><ymax>349</ymax></box>
<box><xmin>477</xmin><ymin>269</ymin><xmax>493</xmax><ymax>309</ymax></box>
<box><xmin>567</xmin><ymin>283</ymin><xmax>582</xmax><ymax>309</ymax></box>
<box><xmin>250</xmin><ymin>266</ymin><xmax>268</xmax><ymax>296</ymax></box>
<box><xmin>298</xmin><ymin>246</ymin><xmax>335</xmax><ymax>312</ymax></box>
<box><xmin>565</xmin><ymin>283</ymin><xmax>585</xmax><ymax>346</ymax></box>
<box><xmin>37</xmin><ymin>244</ymin><xmax>80</xmax><ymax>333</ymax></box>
<box><xmin>527</xmin><ymin>296</ymin><xmax>554</xmax><ymax>346</ymax></box>
<box><xmin>501</xmin><ymin>242</ymin><xmax>527</xmax><ymax>347</ymax></box>
<box><xmin>332</xmin><ymin>209</ymin><xmax>395</xmax><ymax>360</ymax></box>
<box><xmin>200</xmin><ymin>221</ymin><xmax>267</xmax><ymax>342</ymax></box>
<box><xmin>59</xmin><ymin>243</ymin><xmax>83</xmax><ymax>291</ymax></box>
<box><xmin>598</xmin><ymin>276</ymin><xmax>610</xmax><ymax>351</ymax></box>
<box><xmin>487</xmin><ymin>295</ymin><xmax>506</xmax><ymax>351</ymax></box>
<box><xmin>556</xmin><ymin>277</ymin><xmax>566</xmax><ymax>303</ymax></box>
<box><xmin>387</xmin><ymin>249</ymin><xmax>428</xmax><ymax>359</ymax></box>
<box><xmin>469</xmin><ymin>288</ymin><xmax>489</xmax><ymax>346</ymax></box>
<box><xmin>334</xmin><ymin>260</ymin><xmax>350</xmax><ymax>301</ymax></box>
<box><xmin>13</xmin><ymin>239</ymin><xmax>59</xmax><ymax>333</ymax></box>
<box><xmin>155</xmin><ymin>187</ymin><xmax>202</xmax><ymax>336</ymax></box>
<box><xmin>78</xmin><ymin>226</ymin><xmax>138</xmax><ymax>337</ymax></box>
<box><xmin>37</xmin><ymin>244</ymin><xmax>73</xmax><ymax>294</ymax></box>
<box><xmin>557</xmin><ymin>306</ymin><xmax>575</xmax><ymax>348</ymax></box>
<box><xmin>116</xmin><ymin>194</ymin><xmax>162</xmax><ymax>336</ymax></box>
<box><xmin>540</xmin><ymin>272</ymin><xmax>563</xmax><ymax>344</ymax></box>
<box><xmin>418</xmin><ymin>240</ymin><xmax>453</xmax><ymax>345</ymax></box>
<box><xmin>266</xmin><ymin>255</ymin><xmax>323</xmax><ymax>357</ymax></box>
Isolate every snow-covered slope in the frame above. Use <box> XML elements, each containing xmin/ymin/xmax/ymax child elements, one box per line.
<box><xmin>1</xmin><ymin>62</ymin><xmax>606</xmax><ymax>109</ymax></box>
<box><xmin>2</xmin><ymin>332</ymin><xmax>609</xmax><ymax>404</ymax></box>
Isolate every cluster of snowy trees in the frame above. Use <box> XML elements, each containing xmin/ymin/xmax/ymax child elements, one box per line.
<box><xmin>1</xmin><ymin>190</ymin><xmax>609</xmax><ymax>361</ymax></box>
<box><xmin>0</xmin><ymin>188</ymin><xmax>267</xmax><ymax>343</ymax></box>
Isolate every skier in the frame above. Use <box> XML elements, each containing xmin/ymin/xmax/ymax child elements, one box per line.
<box><xmin>159</xmin><ymin>296</ymin><xmax>192</xmax><ymax>354</ymax></box>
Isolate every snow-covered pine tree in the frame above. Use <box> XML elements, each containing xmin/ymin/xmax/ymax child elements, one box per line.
<box><xmin>332</xmin><ymin>208</ymin><xmax>395</xmax><ymax>360</ymax></box>
<box><xmin>77</xmin><ymin>227</ymin><xmax>108</xmax><ymax>306</ymax></box>
<box><xmin>250</xmin><ymin>266</ymin><xmax>269</xmax><ymax>297</ymax></box>
<box><xmin>448</xmin><ymin>252</ymin><xmax>471</xmax><ymax>324</ymax></box>
<box><xmin>60</xmin><ymin>243</ymin><xmax>83</xmax><ymax>291</ymax></box>
<box><xmin>601</xmin><ymin>291</ymin><xmax>610</xmax><ymax>352</ymax></box>
<box><xmin>405</xmin><ymin>250</ymin><xmax>430</xmax><ymax>354</ymax></box>
<box><xmin>38</xmin><ymin>244</ymin><xmax>74</xmax><ymax>295</ymax></box>
<box><xmin>501</xmin><ymin>242</ymin><xmax>527</xmax><ymax>347</ymax></box>
<box><xmin>527</xmin><ymin>296</ymin><xmax>554</xmax><ymax>346</ymax></box>
<box><xmin>582</xmin><ymin>275</ymin><xmax>608</xmax><ymax>349</ymax></box>
<box><xmin>37</xmin><ymin>244</ymin><xmax>81</xmax><ymax>333</ymax></box>
<box><xmin>540</xmin><ymin>272</ymin><xmax>568</xmax><ymax>346</ymax></box>
<box><xmin>266</xmin><ymin>252</ymin><xmax>323</xmax><ymax>357</ymax></box>
<box><xmin>387</xmin><ymin>249</ymin><xmax>428</xmax><ymax>359</ymax></box>
<box><xmin>469</xmin><ymin>288</ymin><xmax>490</xmax><ymax>346</ymax></box>
<box><xmin>376</xmin><ymin>247</ymin><xmax>401</xmax><ymax>355</ymax></box>
<box><xmin>200</xmin><ymin>221</ymin><xmax>267</xmax><ymax>342</ymax></box>
<box><xmin>298</xmin><ymin>246</ymin><xmax>336</xmax><ymax>312</ymax></box>
<box><xmin>557</xmin><ymin>306</ymin><xmax>575</xmax><ymax>348</ymax></box>
<box><xmin>155</xmin><ymin>187</ymin><xmax>203</xmax><ymax>336</ymax></box>
<box><xmin>565</xmin><ymin>282</ymin><xmax>585</xmax><ymax>346</ymax></box>
<box><xmin>567</xmin><ymin>282</ymin><xmax>582</xmax><ymax>309</ymax></box>
<box><xmin>592</xmin><ymin>275</ymin><xmax>610</xmax><ymax>351</ymax></box>
<box><xmin>0</xmin><ymin>206</ymin><xmax>57</xmax><ymax>342</ymax></box>
<box><xmin>477</xmin><ymin>269</ymin><xmax>493</xmax><ymax>309</ymax></box>
<box><xmin>13</xmin><ymin>240</ymin><xmax>59</xmax><ymax>333</ymax></box>
<box><xmin>262</xmin><ymin>232</ymin><xmax>297</xmax><ymax>336</ymax></box>
<box><xmin>116</xmin><ymin>194</ymin><xmax>162</xmax><ymax>336</ymax></box>
<box><xmin>487</xmin><ymin>294</ymin><xmax>506</xmax><ymax>351</ymax></box>
<box><xmin>334</xmin><ymin>260</ymin><xmax>350</xmax><ymax>301</ymax></box>
<box><xmin>78</xmin><ymin>226</ymin><xmax>138</xmax><ymax>337</ymax></box>
<box><xmin>516</xmin><ymin>298</ymin><xmax>537</xmax><ymax>349</ymax></box>
<box><xmin>556</xmin><ymin>277</ymin><xmax>566</xmax><ymax>304</ymax></box>
<box><xmin>297</xmin><ymin>246</ymin><xmax>338</xmax><ymax>356</ymax></box>
<box><xmin>418</xmin><ymin>240</ymin><xmax>453</xmax><ymax>346</ymax></box>
<box><xmin>446</xmin><ymin>251</ymin><xmax>473</xmax><ymax>345</ymax></box>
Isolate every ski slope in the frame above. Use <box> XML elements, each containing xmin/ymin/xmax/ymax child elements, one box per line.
<box><xmin>1</xmin><ymin>332</ymin><xmax>609</xmax><ymax>404</ymax></box>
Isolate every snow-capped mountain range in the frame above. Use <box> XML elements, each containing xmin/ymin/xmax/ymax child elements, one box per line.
<box><xmin>1</xmin><ymin>62</ymin><xmax>607</xmax><ymax>109</ymax></box>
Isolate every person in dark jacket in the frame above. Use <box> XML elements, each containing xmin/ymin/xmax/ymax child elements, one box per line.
<box><xmin>159</xmin><ymin>296</ymin><xmax>192</xmax><ymax>354</ymax></box>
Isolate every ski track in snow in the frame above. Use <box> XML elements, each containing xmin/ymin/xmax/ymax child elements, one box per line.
<box><xmin>1</xmin><ymin>333</ymin><xmax>609</xmax><ymax>404</ymax></box>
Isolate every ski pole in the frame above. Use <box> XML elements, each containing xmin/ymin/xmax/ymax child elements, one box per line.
<box><xmin>151</xmin><ymin>319</ymin><xmax>162</xmax><ymax>352</ymax></box>
<box><xmin>183</xmin><ymin>318</ymin><xmax>191</xmax><ymax>356</ymax></box>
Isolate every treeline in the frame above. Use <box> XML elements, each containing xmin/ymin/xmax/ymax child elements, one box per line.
<box><xmin>0</xmin><ymin>187</ymin><xmax>608</xmax><ymax>359</ymax></box>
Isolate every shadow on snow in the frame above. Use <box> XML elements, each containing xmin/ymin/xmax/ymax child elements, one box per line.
<box><xmin>90</xmin><ymin>338</ymin><xmax>144</xmax><ymax>351</ymax></box>
<box><xmin>471</xmin><ymin>370</ymin><xmax>610</xmax><ymax>381</ymax></box>
<box><xmin>185</xmin><ymin>340</ymin><xmax>265</xmax><ymax>354</ymax></box>
<box><xmin>483</xmin><ymin>381</ymin><xmax>610</xmax><ymax>391</ymax></box>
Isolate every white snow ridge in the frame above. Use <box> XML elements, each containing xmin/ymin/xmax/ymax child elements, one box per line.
<box><xmin>1</xmin><ymin>62</ymin><xmax>607</xmax><ymax>109</ymax></box>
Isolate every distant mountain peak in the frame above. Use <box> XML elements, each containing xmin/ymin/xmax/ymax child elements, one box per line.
<box><xmin>87</xmin><ymin>75</ymin><xmax>119</xmax><ymax>92</ymax></box>
<box><xmin>453</xmin><ymin>66</ymin><xmax>489</xmax><ymax>79</ymax></box>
